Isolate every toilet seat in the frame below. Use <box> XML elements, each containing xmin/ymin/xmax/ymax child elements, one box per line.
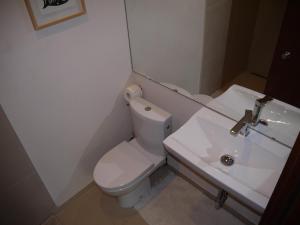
<box><xmin>93</xmin><ymin>141</ymin><xmax>154</xmax><ymax>193</ymax></box>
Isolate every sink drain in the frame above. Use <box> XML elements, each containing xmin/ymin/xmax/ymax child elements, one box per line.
<box><xmin>220</xmin><ymin>154</ymin><xmax>234</xmax><ymax>166</ymax></box>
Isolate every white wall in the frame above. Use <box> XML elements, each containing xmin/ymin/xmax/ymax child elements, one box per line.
<box><xmin>126</xmin><ymin>0</ymin><xmax>206</xmax><ymax>94</ymax></box>
<box><xmin>0</xmin><ymin>0</ymin><xmax>132</xmax><ymax>206</ymax></box>
<box><xmin>200</xmin><ymin>0</ymin><xmax>232</xmax><ymax>94</ymax></box>
<box><xmin>126</xmin><ymin>0</ymin><xmax>231</xmax><ymax>96</ymax></box>
<box><xmin>133</xmin><ymin>73</ymin><xmax>203</xmax><ymax>131</ymax></box>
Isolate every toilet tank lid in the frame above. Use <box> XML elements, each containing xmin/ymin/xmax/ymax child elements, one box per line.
<box><xmin>130</xmin><ymin>97</ymin><xmax>171</xmax><ymax>122</ymax></box>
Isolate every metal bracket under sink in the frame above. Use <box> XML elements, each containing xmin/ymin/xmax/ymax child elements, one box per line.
<box><xmin>215</xmin><ymin>189</ymin><xmax>228</xmax><ymax>209</ymax></box>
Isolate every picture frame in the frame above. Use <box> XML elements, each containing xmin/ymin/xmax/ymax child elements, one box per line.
<box><xmin>24</xmin><ymin>0</ymin><xmax>86</xmax><ymax>30</ymax></box>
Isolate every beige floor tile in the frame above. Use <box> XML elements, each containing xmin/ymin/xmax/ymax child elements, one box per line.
<box><xmin>56</xmin><ymin>183</ymin><xmax>148</xmax><ymax>225</ymax></box>
<box><xmin>138</xmin><ymin>174</ymin><xmax>245</xmax><ymax>225</ymax></box>
<box><xmin>221</xmin><ymin>72</ymin><xmax>267</xmax><ymax>94</ymax></box>
<box><xmin>46</xmin><ymin>167</ymin><xmax>246</xmax><ymax>225</ymax></box>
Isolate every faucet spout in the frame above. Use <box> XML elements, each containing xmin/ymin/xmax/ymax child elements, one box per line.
<box><xmin>252</xmin><ymin>95</ymin><xmax>273</xmax><ymax>126</ymax></box>
<box><xmin>230</xmin><ymin>110</ymin><xmax>253</xmax><ymax>136</ymax></box>
<box><xmin>230</xmin><ymin>96</ymin><xmax>273</xmax><ymax>137</ymax></box>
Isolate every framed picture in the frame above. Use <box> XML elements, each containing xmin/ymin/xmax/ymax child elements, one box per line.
<box><xmin>24</xmin><ymin>0</ymin><xmax>86</xmax><ymax>30</ymax></box>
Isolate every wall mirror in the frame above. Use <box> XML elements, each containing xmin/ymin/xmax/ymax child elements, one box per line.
<box><xmin>125</xmin><ymin>0</ymin><xmax>300</xmax><ymax>148</ymax></box>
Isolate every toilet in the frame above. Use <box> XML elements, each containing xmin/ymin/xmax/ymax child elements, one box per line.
<box><xmin>93</xmin><ymin>96</ymin><xmax>172</xmax><ymax>208</ymax></box>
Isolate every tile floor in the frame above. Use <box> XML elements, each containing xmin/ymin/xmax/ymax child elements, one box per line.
<box><xmin>43</xmin><ymin>166</ymin><xmax>246</xmax><ymax>225</ymax></box>
<box><xmin>223</xmin><ymin>72</ymin><xmax>267</xmax><ymax>93</ymax></box>
<box><xmin>212</xmin><ymin>72</ymin><xmax>267</xmax><ymax>98</ymax></box>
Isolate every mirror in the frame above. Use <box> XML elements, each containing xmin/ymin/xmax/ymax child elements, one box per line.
<box><xmin>125</xmin><ymin>0</ymin><xmax>300</xmax><ymax>147</ymax></box>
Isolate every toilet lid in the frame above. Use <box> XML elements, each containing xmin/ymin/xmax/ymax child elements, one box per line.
<box><xmin>93</xmin><ymin>141</ymin><xmax>154</xmax><ymax>191</ymax></box>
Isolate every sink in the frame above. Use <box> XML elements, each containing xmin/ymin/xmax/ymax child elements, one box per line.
<box><xmin>208</xmin><ymin>85</ymin><xmax>300</xmax><ymax>147</ymax></box>
<box><xmin>163</xmin><ymin>107</ymin><xmax>291</xmax><ymax>213</ymax></box>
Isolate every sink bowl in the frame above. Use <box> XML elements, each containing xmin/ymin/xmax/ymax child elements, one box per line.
<box><xmin>208</xmin><ymin>85</ymin><xmax>300</xmax><ymax>147</ymax></box>
<box><xmin>163</xmin><ymin>107</ymin><xmax>291</xmax><ymax>213</ymax></box>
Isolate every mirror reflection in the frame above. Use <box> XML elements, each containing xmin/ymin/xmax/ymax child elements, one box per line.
<box><xmin>125</xmin><ymin>0</ymin><xmax>300</xmax><ymax>147</ymax></box>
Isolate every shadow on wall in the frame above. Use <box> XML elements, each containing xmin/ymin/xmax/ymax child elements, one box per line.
<box><xmin>0</xmin><ymin>105</ymin><xmax>56</xmax><ymax>225</ymax></box>
<box><xmin>56</xmin><ymin>90</ymin><xmax>133</xmax><ymax>205</ymax></box>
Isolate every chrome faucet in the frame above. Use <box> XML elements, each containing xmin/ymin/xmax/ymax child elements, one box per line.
<box><xmin>252</xmin><ymin>96</ymin><xmax>273</xmax><ymax>126</ymax></box>
<box><xmin>230</xmin><ymin>110</ymin><xmax>253</xmax><ymax>136</ymax></box>
<box><xmin>230</xmin><ymin>95</ymin><xmax>273</xmax><ymax>136</ymax></box>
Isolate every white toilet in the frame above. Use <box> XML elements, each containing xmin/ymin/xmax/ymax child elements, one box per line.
<box><xmin>93</xmin><ymin>96</ymin><xmax>172</xmax><ymax>208</ymax></box>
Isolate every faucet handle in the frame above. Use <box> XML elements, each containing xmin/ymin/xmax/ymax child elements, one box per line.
<box><xmin>244</xmin><ymin>109</ymin><xmax>253</xmax><ymax>122</ymax></box>
<box><xmin>257</xmin><ymin>95</ymin><xmax>273</xmax><ymax>105</ymax></box>
<box><xmin>230</xmin><ymin>110</ymin><xmax>253</xmax><ymax>136</ymax></box>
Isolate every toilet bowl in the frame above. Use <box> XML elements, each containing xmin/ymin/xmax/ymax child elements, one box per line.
<box><xmin>93</xmin><ymin>96</ymin><xmax>172</xmax><ymax>208</ymax></box>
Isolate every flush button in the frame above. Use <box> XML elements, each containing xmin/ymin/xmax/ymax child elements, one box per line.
<box><xmin>145</xmin><ymin>106</ymin><xmax>151</xmax><ymax>111</ymax></box>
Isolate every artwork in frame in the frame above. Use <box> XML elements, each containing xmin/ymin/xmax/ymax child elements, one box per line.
<box><xmin>24</xmin><ymin>0</ymin><xmax>86</xmax><ymax>30</ymax></box>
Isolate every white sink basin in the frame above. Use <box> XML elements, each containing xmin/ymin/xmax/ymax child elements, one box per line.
<box><xmin>208</xmin><ymin>85</ymin><xmax>300</xmax><ymax>147</ymax></box>
<box><xmin>163</xmin><ymin>107</ymin><xmax>291</xmax><ymax>213</ymax></box>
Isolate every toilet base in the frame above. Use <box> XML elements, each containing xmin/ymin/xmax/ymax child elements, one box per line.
<box><xmin>118</xmin><ymin>177</ymin><xmax>151</xmax><ymax>208</ymax></box>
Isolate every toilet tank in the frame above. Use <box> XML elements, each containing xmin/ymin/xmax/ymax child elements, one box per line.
<box><xmin>129</xmin><ymin>97</ymin><xmax>172</xmax><ymax>157</ymax></box>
